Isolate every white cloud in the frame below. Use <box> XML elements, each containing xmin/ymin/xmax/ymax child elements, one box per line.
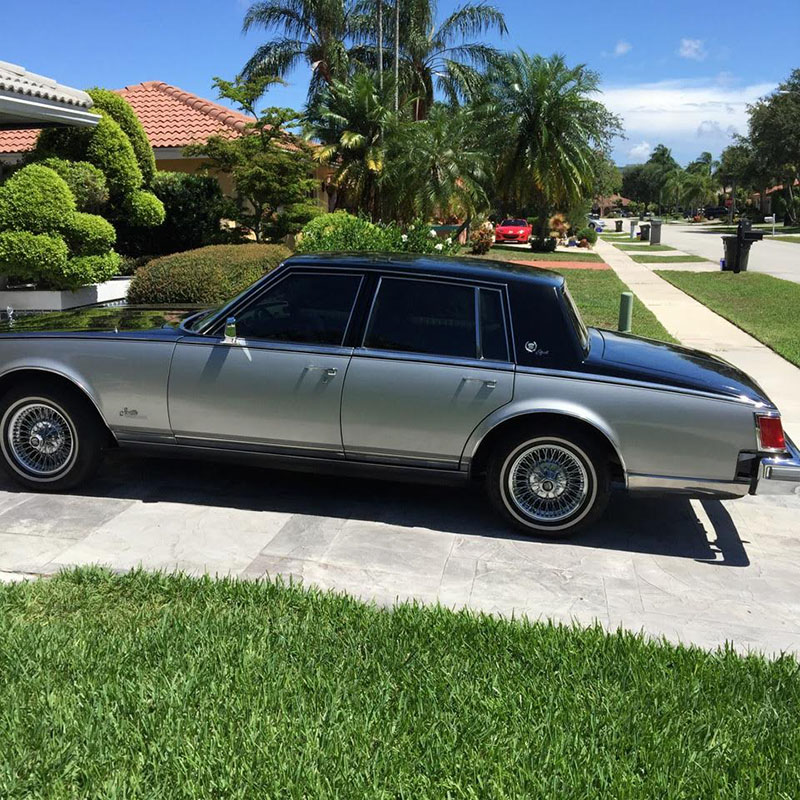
<box><xmin>614</xmin><ymin>40</ymin><xmax>632</xmax><ymax>57</ymax></box>
<box><xmin>678</xmin><ymin>38</ymin><xmax>707</xmax><ymax>61</ymax></box>
<box><xmin>628</xmin><ymin>141</ymin><xmax>652</xmax><ymax>161</ymax></box>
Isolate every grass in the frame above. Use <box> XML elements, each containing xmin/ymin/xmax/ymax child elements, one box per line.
<box><xmin>656</xmin><ymin>270</ymin><xmax>800</xmax><ymax>366</ymax></box>
<box><xmin>1</xmin><ymin>568</ymin><xmax>799</xmax><ymax>798</ymax></box>
<box><xmin>613</xmin><ymin>243</ymin><xmax>676</xmax><ymax>252</ymax></box>
<box><xmin>475</xmin><ymin>246</ymin><xmax>604</xmax><ymax>263</ymax></box>
<box><xmin>559</xmin><ymin>268</ymin><xmax>676</xmax><ymax>342</ymax></box>
<box><xmin>629</xmin><ymin>254</ymin><xmax>712</xmax><ymax>264</ymax></box>
<box><xmin>772</xmin><ymin>235</ymin><xmax>800</xmax><ymax>244</ymax></box>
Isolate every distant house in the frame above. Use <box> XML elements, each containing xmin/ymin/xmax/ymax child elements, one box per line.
<box><xmin>0</xmin><ymin>80</ymin><xmax>331</xmax><ymax>209</ymax></box>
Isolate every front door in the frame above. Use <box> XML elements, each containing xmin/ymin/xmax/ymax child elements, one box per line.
<box><xmin>168</xmin><ymin>271</ymin><xmax>364</xmax><ymax>456</ymax></box>
<box><xmin>341</xmin><ymin>277</ymin><xmax>514</xmax><ymax>468</ymax></box>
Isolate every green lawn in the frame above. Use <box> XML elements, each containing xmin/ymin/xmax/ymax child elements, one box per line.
<box><xmin>476</xmin><ymin>246</ymin><xmax>603</xmax><ymax>263</ymax></box>
<box><xmin>630</xmin><ymin>254</ymin><xmax>712</xmax><ymax>264</ymax></box>
<box><xmin>1</xmin><ymin>569</ymin><xmax>798</xmax><ymax>798</ymax></box>
<box><xmin>773</xmin><ymin>235</ymin><xmax>800</xmax><ymax>244</ymax></box>
<box><xmin>657</xmin><ymin>270</ymin><xmax>800</xmax><ymax>366</ymax></box>
<box><xmin>613</xmin><ymin>243</ymin><xmax>676</xmax><ymax>252</ymax></box>
<box><xmin>560</xmin><ymin>268</ymin><xmax>676</xmax><ymax>341</ymax></box>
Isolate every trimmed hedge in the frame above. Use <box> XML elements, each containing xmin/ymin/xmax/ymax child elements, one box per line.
<box><xmin>87</xmin><ymin>88</ymin><xmax>156</xmax><ymax>187</ymax></box>
<box><xmin>84</xmin><ymin>111</ymin><xmax>142</xmax><ymax>199</ymax></box>
<box><xmin>125</xmin><ymin>189</ymin><xmax>166</xmax><ymax>228</ymax></box>
<box><xmin>0</xmin><ymin>163</ymin><xmax>76</xmax><ymax>234</ymax></box>
<box><xmin>63</xmin><ymin>212</ymin><xmax>117</xmax><ymax>256</ymax></box>
<box><xmin>128</xmin><ymin>244</ymin><xmax>290</xmax><ymax>305</ymax></box>
<box><xmin>39</xmin><ymin>158</ymin><xmax>109</xmax><ymax>213</ymax></box>
<box><xmin>0</xmin><ymin>230</ymin><xmax>68</xmax><ymax>280</ymax></box>
<box><xmin>61</xmin><ymin>252</ymin><xmax>122</xmax><ymax>288</ymax></box>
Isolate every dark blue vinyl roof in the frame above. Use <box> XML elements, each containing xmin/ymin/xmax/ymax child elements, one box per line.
<box><xmin>283</xmin><ymin>252</ymin><xmax>566</xmax><ymax>289</ymax></box>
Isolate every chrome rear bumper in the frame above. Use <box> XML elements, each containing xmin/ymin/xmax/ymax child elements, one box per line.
<box><xmin>755</xmin><ymin>435</ymin><xmax>800</xmax><ymax>495</ymax></box>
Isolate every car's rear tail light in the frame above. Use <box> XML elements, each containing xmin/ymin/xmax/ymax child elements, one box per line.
<box><xmin>756</xmin><ymin>414</ymin><xmax>786</xmax><ymax>452</ymax></box>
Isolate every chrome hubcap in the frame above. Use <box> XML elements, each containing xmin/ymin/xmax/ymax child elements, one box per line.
<box><xmin>7</xmin><ymin>403</ymin><xmax>75</xmax><ymax>476</ymax></box>
<box><xmin>508</xmin><ymin>444</ymin><xmax>589</xmax><ymax>522</ymax></box>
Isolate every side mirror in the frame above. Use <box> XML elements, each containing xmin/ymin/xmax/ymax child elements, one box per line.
<box><xmin>222</xmin><ymin>316</ymin><xmax>238</xmax><ymax>345</ymax></box>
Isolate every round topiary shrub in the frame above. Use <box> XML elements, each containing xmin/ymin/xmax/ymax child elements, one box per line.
<box><xmin>87</xmin><ymin>88</ymin><xmax>156</xmax><ymax>187</ymax></box>
<box><xmin>128</xmin><ymin>244</ymin><xmax>290</xmax><ymax>305</ymax></box>
<box><xmin>63</xmin><ymin>212</ymin><xmax>117</xmax><ymax>256</ymax></box>
<box><xmin>0</xmin><ymin>230</ymin><xmax>69</xmax><ymax>281</ymax></box>
<box><xmin>124</xmin><ymin>189</ymin><xmax>166</xmax><ymax>228</ymax></box>
<box><xmin>40</xmin><ymin>158</ymin><xmax>109</xmax><ymax>214</ymax></box>
<box><xmin>575</xmin><ymin>226</ymin><xmax>598</xmax><ymax>245</ymax></box>
<box><xmin>296</xmin><ymin>211</ymin><xmax>383</xmax><ymax>253</ymax></box>
<box><xmin>61</xmin><ymin>252</ymin><xmax>122</xmax><ymax>288</ymax></box>
<box><xmin>0</xmin><ymin>164</ymin><xmax>76</xmax><ymax>234</ymax></box>
<box><xmin>84</xmin><ymin>111</ymin><xmax>143</xmax><ymax>199</ymax></box>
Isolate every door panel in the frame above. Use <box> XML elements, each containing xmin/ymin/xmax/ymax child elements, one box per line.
<box><xmin>341</xmin><ymin>354</ymin><xmax>513</xmax><ymax>466</ymax></box>
<box><xmin>168</xmin><ymin>339</ymin><xmax>351</xmax><ymax>453</ymax></box>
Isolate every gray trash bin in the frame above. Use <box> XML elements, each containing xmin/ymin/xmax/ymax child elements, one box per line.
<box><xmin>722</xmin><ymin>236</ymin><xmax>752</xmax><ymax>272</ymax></box>
<box><xmin>615</xmin><ymin>219</ymin><xmax>623</xmax><ymax>232</ymax></box>
<box><xmin>629</xmin><ymin>220</ymin><xmax>638</xmax><ymax>239</ymax></box>
<box><xmin>649</xmin><ymin>219</ymin><xmax>663</xmax><ymax>245</ymax></box>
<box><xmin>639</xmin><ymin>223</ymin><xmax>651</xmax><ymax>242</ymax></box>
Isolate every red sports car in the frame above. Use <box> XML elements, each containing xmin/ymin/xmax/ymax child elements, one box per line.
<box><xmin>494</xmin><ymin>218</ymin><xmax>532</xmax><ymax>244</ymax></box>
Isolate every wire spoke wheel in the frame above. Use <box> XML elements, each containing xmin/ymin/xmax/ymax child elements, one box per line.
<box><xmin>7</xmin><ymin>402</ymin><xmax>76</xmax><ymax>477</ymax></box>
<box><xmin>507</xmin><ymin>443</ymin><xmax>589</xmax><ymax>523</ymax></box>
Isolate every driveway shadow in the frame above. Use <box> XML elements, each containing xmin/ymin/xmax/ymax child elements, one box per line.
<box><xmin>0</xmin><ymin>452</ymin><xmax>749</xmax><ymax>565</ymax></box>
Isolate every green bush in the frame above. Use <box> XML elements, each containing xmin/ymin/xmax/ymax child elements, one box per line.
<box><xmin>87</xmin><ymin>88</ymin><xmax>156</xmax><ymax>187</ymax></box>
<box><xmin>0</xmin><ymin>230</ymin><xmax>68</xmax><ymax>281</ymax></box>
<box><xmin>116</xmin><ymin>173</ymin><xmax>223</xmax><ymax>257</ymax></box>
<box><xmin>575</xmin><ymin>226</ymin><xmax>598</xmax><ymax>245</ymax></box>
<box><xmin>39</xmin><ymin>158</ymin><xmax>109</xmax><ymax>213</ymax></box>
<box><xmin>84</xmin><ymin>111</ymin><xmax>143</xmax><ymax>199</ymax></box>
<box><xmin>60</xmin><ymin>251</ymin><xmax>122</xmax><ymax>288</ymax></box>
<box><xmin>296</xmin><ymin>211</ymin><xmax>382</xmax><ymax>253</ymax></box>
<box><xmin>128</xmin><ymin>244</ymin><xmax>290</xmax><ymax>305</ymax></box>
<box><xmin>297</xmin><ymin>212</ymin><xmax>461</xmax><ymax>255</ymax></box>
<box><xmin>124</xmin><ymin>189</ymin><xmax>166</xmax><ymax>228</ymax></box>
<box><xmin>63</xmin><ymin>212</ymin><xmax>117</xmax><ymax>256</ymax></box>
<box><xmin>0</xmin><ymin>164</ymin><xmax>75</xmax><ymax>234</ymax></box>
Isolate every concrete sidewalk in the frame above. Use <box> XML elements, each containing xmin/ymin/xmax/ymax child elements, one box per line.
<box><xmin>596</xmin><ymin>238</ymin><xmax>800</xmax><ymax>439</ymax></box>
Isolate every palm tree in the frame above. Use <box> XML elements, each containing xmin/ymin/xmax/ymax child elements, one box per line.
<box><xmin>662</xmin><ymin>167</ymin><xmax>686</xmax><ymax>216</ymax></box>
<box><xmin>306</xmin><ymin>71</ymin><xmax>403</xmax><ymax>215</ymax></box>
<box><xmin>384</xmin><ymin>104</ymin><xmax>491</xmax><ymax>221</ymax></box>
<box><xmin>483</xmin><ymin>52</ymin><xmax>621</xmax><ymax>238</ymax></box>
<box><xmin>398</xmin><ymin>0</ymin><xmax>507</xmax><ymax>120</ymax></box>
<box><xmin>241</xmin><ymin>0</ymin><xmax>357</xmax><ymax>101</ymax></box>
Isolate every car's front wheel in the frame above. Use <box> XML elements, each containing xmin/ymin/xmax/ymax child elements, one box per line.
<box><xmin>487</xmin><ymin>427</ymin><xmax>610</xmax><ymax>538</ymax></box>
<box><xmin>0</xmin><ymin>381</ymin><xmax>105</xmax><ymax>491</ymax></box>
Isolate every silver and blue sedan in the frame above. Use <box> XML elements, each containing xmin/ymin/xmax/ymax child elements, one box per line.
<box><xmin>1</xmin><ymin>254</ymin><xmax>798</xmax><ymax>537</ymax></box>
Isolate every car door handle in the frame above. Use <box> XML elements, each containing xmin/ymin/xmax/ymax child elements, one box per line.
<box><xmin>306</xmin><ymin>365</ymin><xmax>338</xmax><ymax>378</ymax></box>
<box><xmin>462</xmin><ymin>376</ymin><xmax>497</xmax><ymax>388</ymax></box>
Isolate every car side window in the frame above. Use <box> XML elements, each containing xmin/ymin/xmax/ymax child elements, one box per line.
<box><xmin>364</xmin><ymin>278</ymin><xmax>479</xmax><ymax>359</ymax></box>
<box><xmin>479</xmin><ymin>289</ymin><xmax>509</xmax><ymax>361</ymax></box>
<box><xmin>235</xmin><ymin>273</ymin><xmax>362</xmax><ymax>346</ymax></box>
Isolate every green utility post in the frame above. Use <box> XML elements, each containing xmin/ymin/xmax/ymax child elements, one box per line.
<box><xmin>618</xmin><ymin>292</ymin><xmax>633</xmax><ymax>333</ymax></box>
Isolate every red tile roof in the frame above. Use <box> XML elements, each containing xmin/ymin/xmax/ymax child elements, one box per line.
<box><xmin>0</xmin><ymin>81</ymin><xmax>253</xmax><ymax>154</ymax></box>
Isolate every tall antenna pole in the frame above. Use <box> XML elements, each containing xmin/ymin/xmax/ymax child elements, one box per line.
<box><xmin>394</xmin><ymin>0</ymin><xmax>399</xmax><ymax>111</ymax></box>
<box><xmin>378</xmin><ymin>0</ymin><xmax>383</xmax><ymax>90</ymax></box>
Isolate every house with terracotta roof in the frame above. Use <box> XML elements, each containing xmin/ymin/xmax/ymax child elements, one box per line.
<box><xmin>0</xmin><ymin>80</ymin><xmax>331</xmax><ymax>208</ymax></box>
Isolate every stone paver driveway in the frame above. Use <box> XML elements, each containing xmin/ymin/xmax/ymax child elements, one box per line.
<box><xmin>1</xmin><ymin>452</ymin><xmax>799</xmax><ymax>656</ymax></box>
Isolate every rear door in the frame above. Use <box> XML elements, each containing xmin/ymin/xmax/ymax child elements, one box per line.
<box><xmin>341</xmin><ymin>276</ymin><xmax>514</xmax><ymax>468</ymax></box>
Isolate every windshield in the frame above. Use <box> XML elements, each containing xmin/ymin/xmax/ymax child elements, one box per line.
<box><xmin>186</xmin><ymin>306</ymin><xmax>221</xmax><ymax>332</ymax></box>
<box><xmin>562</xmin><ymin>286</ymin><xmax>589</xmax><ymax>353</ymax></box>
<box><xmin>501</xmin><ymin>219</ymin><xmax>527</xmax><ymax>227</ymax></box>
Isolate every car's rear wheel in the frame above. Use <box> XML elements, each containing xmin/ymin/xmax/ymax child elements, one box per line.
<box><xmin>486</xmin><ymin>427</ymin><xmax>610</xmax><ymax>538</ymax></box>
<box><xmin>0</xmin><ymin>381</ymin><xmax>105</xmax><ymax>491</ymax></box>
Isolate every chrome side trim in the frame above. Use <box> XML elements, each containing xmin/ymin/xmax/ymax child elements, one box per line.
<box><xmin>173</xmin><ymin>434</ymin><xmax>345</xmax><ymax>459</ymax></box>
<box><xmin>515</xmin><ymin>364</ymin><xmax>771</xmax><ymax>408</ymax></box>
<box><xmin>627</xmin><ymin>473</ymin><xmax>750</xmax><ymax>498</ymax></box>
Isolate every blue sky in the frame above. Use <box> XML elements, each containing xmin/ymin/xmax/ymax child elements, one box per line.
<box><xmin>1</xmin><ymin>0</ymin><xmax>797</xmax><ymax>166</ymax></box>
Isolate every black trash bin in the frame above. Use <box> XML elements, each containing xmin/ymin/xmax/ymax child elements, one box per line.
<box><xmin>639</xmin><ymin>223</ymin><xmax>651</xmax><ymax>242</ymax></box>
<box><xmin>721</xmin><ymin>220</ymin><xmax>763</xmax><ymax>272</ymax></box>
<box><xmin>650</xmin><ymin>219</ymin><xmax>663</xmax><ymax>245</ymax></box>
<box><xmin>615</xmin><ymin>219</ymin><xmax>623</xmax><ymax>232</ymax></box>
